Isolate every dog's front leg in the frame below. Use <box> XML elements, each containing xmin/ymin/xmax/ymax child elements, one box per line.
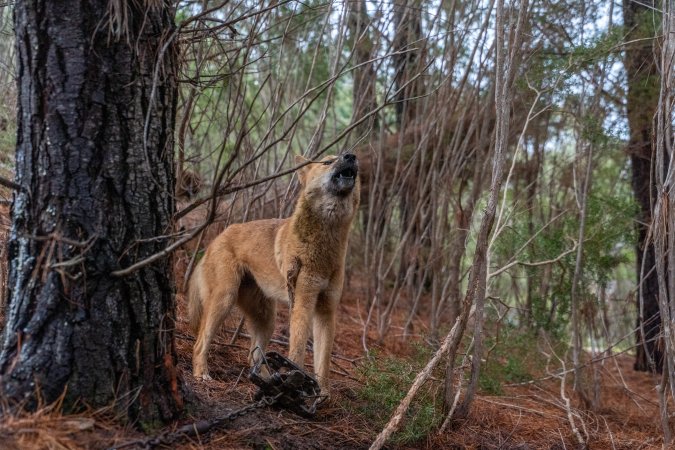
<box><xmin>288</xmin><ymin>276</ymin><xmax>321</xmax><ymax>368</ymax></box>
<box><xmin>313</xmin><ymin>291</ymin><xmax>339</xmax><ymax>392</ymax></box>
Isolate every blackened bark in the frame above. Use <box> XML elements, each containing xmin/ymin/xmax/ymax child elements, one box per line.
<box><xmin>622</xmin><ymin>0</ymin><xmax>663</xmax><ymax>372</ymax></box>
<box><xmin>0</xmin><ymin>0</ymin><xmax>183</xmax><ymax>422</ymax></box>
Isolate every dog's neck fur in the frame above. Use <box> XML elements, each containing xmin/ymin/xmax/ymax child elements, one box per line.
<box><xmin>286</xmin><ymin>188</ymin><xmax>356</xmax><ymax>270</ymax></box>
<box><xmin>291</xmin><ymin>193</ymin><xmax>355</xmax><ymax>247</ymax></box>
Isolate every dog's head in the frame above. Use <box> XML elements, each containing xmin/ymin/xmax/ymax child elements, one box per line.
<box><xmin>295</xmin><ymin>153</ymin><xmax>360</xmax><ymax>220</ymax></box>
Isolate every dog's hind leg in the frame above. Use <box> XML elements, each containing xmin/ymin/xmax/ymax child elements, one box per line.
<box><xmin>238</xmin><ymin>279</ymin><xmax>276</xmax><ymax>369</ymax></box>
<box><xmin>192</xmin><ymin>264</ymin><xmax>241</xmax><ymax>380</ymax></box>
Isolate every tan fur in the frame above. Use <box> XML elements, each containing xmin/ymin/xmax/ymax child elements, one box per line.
<box><xmin>187</xmin><ymin>154</ymin><xmax>360</xmax><ymax>391</ymax></box>
<box><xmin>187</xmin><ymin>261</ymin><xmax>204</xmax><ymax>333</ymax></box>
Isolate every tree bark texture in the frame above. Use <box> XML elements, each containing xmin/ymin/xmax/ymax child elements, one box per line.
<box><xmin>623</xmin><ymin>0</ymin><xmax>663</xmax><ymax>372</ymax></box>
<box><xmin>0</xmin><ymin>0</ymin><xmax>182</xmax><ymax>422</ymax></box>
<box><xmin>348</xmin><ymin>0</ymin><xmax>378</xmax><ymax>136</ymax></box>
<box><xmin>392</xmin><ymin>0</ymin><xmax>423</xmax><ymax>129</ymax></box>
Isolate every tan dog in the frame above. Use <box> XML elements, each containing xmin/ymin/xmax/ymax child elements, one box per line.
<box><xmin>188</xmin><ymin>153</ymin><xmax>360</xmax><ymax>391</ymax></box>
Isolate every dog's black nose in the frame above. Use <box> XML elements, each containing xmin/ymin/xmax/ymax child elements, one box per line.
<box><xmin>343</xmin><ymin>153</ymin><xmax>356</xmax><ymax>162</ymax></box>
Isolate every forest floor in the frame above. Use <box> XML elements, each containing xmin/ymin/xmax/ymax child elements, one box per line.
<box><xmin>4</xmin><ymin>277</ymin><xmax>667</xmax><ymax>449</ymax></box>
<box><xmin>159</xmin><ymin>284</ymin><xmax>667</xmax><ymax>450</ymax></box>
<box><xmin>0</xmin><ymin>229</ymin><xmax>668</xmax><ymax>449</ymax></box>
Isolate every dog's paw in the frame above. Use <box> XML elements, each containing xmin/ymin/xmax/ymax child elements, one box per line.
<box><xmin>193</xmin><ymin>369</ymin><xmax>213</xmax><ymax>381</ymax></box>
<box><xmin>318</xmin><ymin>391</ymin><xmax>332</xmax><ymax>408</ymax></box>
<box><xmin>259</xmin><ymin>365</ymin><xmax>271</xmax><ymax>378</ymax></box>
<box><xmin>317</xmin><ymin>385</ymin><xmax>331</xmax><ymax>404</ymax></box>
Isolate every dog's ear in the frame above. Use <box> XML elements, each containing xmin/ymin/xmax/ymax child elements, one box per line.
<box><xmin>295</xmin><ymin>155</ymin><xmax>310</xmax><ymax>186</ymax></box>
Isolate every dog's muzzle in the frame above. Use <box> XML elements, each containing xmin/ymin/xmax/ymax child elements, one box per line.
<box><xmin>330</xmin><ymin>153</ymin><xmax>358</xmax><ymax>196</ymax></box>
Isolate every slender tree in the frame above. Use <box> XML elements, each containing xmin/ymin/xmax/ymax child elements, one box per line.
<box><xmin>348</xmin><ymin>0</ymin><xmax>378</xmax><ymax>136</ymax></box>
<box><xmin>392</xmin><ymin>0</ymin><xmax>423</xmax><ymax>129</ymax></box>
<box><xmin>622</xmin><ymin>0</ymin><xmax>662</xmax><ymax>372</ymax></box>
<box><xmin>0</xmin><ymin>0</ymin><xmax>182</xmax><ymax>422</ymax></box>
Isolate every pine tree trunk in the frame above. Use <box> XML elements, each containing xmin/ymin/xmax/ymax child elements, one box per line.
<box><xmin>622</xmin><ymin>0</ymin><xmax>663</xmax><ymax>373</ymax></box>
<box><xmin>348</xmin><ymin>0</ymin><xmax>378</xmax><ymax>136</ymax></box>
<box><xmin>392</xmin><ymin>0</ymin><xmax>423</xmax><ymax>129</ymax></box>
<box><xmin>0</xmin><ymin>0</ymin><xmax>183</xmax><ymax>423</ymax></box>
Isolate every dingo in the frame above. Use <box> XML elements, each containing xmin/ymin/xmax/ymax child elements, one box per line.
<box><xmin>188</xmin><ymin>153</ymin><xmax>360</xmax><ymax>391</ymax></box>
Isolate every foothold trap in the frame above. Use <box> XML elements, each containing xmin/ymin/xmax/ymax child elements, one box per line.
<box><xmin>250</xmin><ymin>349</ymin><xmax>326</xmax><ymax>417</ymax></box>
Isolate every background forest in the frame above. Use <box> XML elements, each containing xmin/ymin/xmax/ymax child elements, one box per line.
<box><xmin>0</xmin><ymin>0</ymin><xmax>673</xmax><ymax>448</ymax></box>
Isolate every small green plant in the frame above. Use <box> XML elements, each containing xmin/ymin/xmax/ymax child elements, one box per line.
<box><xmin>478</xmin><ymin>329</ymin><xmax>555</xmax><ymax>395</ymax></box>
<box><xmin>478</xmin><ymin>371</ymin><xmax>503</xmax><ymax>395</ymax></box>
<box><xmin>356</xmin><ymin>347</ymin><xmax>441</xmax><ymax>445</ymax></box>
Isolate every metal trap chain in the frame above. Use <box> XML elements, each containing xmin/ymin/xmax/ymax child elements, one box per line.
<box><xmin>109</xmin><ymin>351</ymin><xmax>324</xmax><ymax>450</ymax></box>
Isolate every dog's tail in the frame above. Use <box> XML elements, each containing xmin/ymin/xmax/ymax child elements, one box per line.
<box><xmin>187</xmin><ymin>259</ymin><xmax>205</xmax><ymax>334</ymax></box>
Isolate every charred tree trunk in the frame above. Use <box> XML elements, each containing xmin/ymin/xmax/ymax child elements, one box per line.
<box><xmin>622</xmin><ymin>0</ymin><xmax>663</xmax><ymax>373</ymax></box>
<box><xmin>0</xmin><ymin>0</ymin><xmax>183</xmax><ymax>422</ymax></box>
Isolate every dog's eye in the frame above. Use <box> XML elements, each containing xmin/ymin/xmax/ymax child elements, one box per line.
<box><xmin>322</xmin><ymin>160</ymin><xmax>335</xmax><ymax>166</ymax></box>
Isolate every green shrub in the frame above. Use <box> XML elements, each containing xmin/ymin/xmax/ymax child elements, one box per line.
<box><xmin>356</xmin><ymin>347</ymin><xmax>441</xmax><ymax>445</ymax></box>
<box><xmin>478</xmin><ymin>329</ymin><xmax>559</xmax><ymax>395</ymax></box>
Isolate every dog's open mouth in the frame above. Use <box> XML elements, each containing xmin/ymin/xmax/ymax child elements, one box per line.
<box><xmin>329</xmin><ymin>162</ymin><xmax>358</xmax><ymax>196</ymax></box>
<box><xmin>336</xmin><ymin>168</ymin><xmax>356</xmax><ymax>180</ymax></box>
